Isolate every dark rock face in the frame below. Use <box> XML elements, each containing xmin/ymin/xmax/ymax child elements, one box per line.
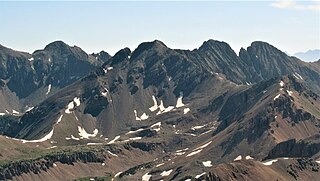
<box><xmin>266</xmin><ymin>137</ymin><xmax>320</xmax><ymax>160</ymax></box>
<box><xmin>0</xmin><ymin>151</ymin><xmax>104</xmax><ymax>180</ymax></box>
<box><xmin>0</xmin><ymin>41</ymin><xmax>110</xmax><ymax>101</ymax></box>
<box><xmin>286</xmin><ymin>158</ymin><xmax>319</xmax><ymax>180</ymax></box>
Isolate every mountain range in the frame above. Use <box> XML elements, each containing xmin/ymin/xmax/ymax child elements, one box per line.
<box><xmin>294</xmin><ymin>49</ymin><xmax>320</xmax><ymax>62</ymax></box>
<box><xmin>0</xmin><ymin>39</ymin><xmax>319</xmax><ymax>181</ymax></box>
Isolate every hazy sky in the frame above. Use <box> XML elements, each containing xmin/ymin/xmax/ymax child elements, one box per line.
<box><xmin>0</xmin><ymin>1</ymin><xmax>319</xmax><ymax>55</ymax></box>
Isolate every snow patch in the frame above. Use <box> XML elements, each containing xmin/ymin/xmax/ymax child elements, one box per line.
<box><xmin>53</xmin><ymin>163</ymin><xmax>57</xmax><ymax>167</ymax></box>
<box><xmin>126</xmin><ymin>128</ymin><xmax>144</xmax><ymax>135</ymax></box>
<box><xmin>160</xmin><ymin>169</ymin><xmax>173</xmax><ymax>177</ymax></box>
<box><xmin>142</xmin><ymin>172</ymin><xmax>152</xmax><ymax>181</ymax></box>
<box><xmin>140</xmin><ymin>113</ymin><xmax>149</xmax><ymax>120</ymax></box>
<box><xmin>263</xmin><ymin>159</ymin><xmax>278</xmax><ymax>165</ymax></box>
<box><xmin>56</xmin><ymin>115</ymin><xmax>63</xmax><ymax>124</ymax></box>
<box><xmin>245</xmin><ymin>155</ymin><xmax>254</xmax><ymax>160</ymax></box>
<box><xmin>195</xmin><ymin>172</ymin><xmax>206</xmax><ymax>179</ymax></box>
<box><xmin>71</xmin><ymin>135</ymin><xmax>80</xmax><ymax>140</ymax></box>
<box><xmin>129</xmin><ymin>137</ymin><xmax>142</xmax><ymax>141</ymax></box>
<box><xmin>114</xmin><ymin>172</ymin><xmax>122</xmax><ymax>178</ymax></box>
<box><xmin>234</xmin><ymin>155</ymin><xmax>242</xmax><ymax>161</ymax></box>
<box><xmin>287</xmin><ymin>90</ymin><xmax>293</xmax><ymax>96</ymax></box>
<box><xmin>186</xmin><ymin>149</ymin><xmax>202</xmax><ymax>157</ymax></box>
<box><xmin>47</xmin><ymin>146</ymin><xmax>57</xmax><ymax>149</ymax></box>
<box><xmin>87</xmin><ymin>143</ymin><xmax>103</xmax><ymax>145</ymax></box>
<box><xmin>176</xmin><ymin>95</ymin><xmax>185</xmax><ymax>108</ymax></box>
<box><xmin>78</xmin><ymin>126</ymin><xmax>98</xmax><ymax>139</ymax></box>
<box><xmin>151</xmin><ymin>122</ymin><xmax>161</xmax><ymax>132</ymax></box>
<box><xmin>156</xmin><ymin>163</ymin><xmax>165</xmax><ymax>167</ymax></box>
<box><xmin>0</xmin><ymin>113</ymin><xmax>5</xmax><ymax>116</ymax></box>
<box><xmin>195</xmin><ymin>141</ymin><xmax>212</xmax><ymax>150</ymax></box>
<box><xmin>12</xmin><ymin>109</ymin><xmax>19</xmax><ymax>115</ymax></box>
<box><xmin>26</xmin><ymin>107</ymin><xmax>34</xmax><ymax>112</ymax></box>
<box><xmin>107</xmin><ymin>150</ymin><xmax>118</xmax><ymax>157</ymax></box>
<box><xmin>183</xmin><ymin>108</ymin><xmax>190</xmax><ymax>114</ymax></box>
<box><xmin>294</xmin><ymin>72</ymin><xmax>303</xmax><ymax>80</ymax></box>
<box><xmin>108</xmin><ymin>135</ymin><xmax>120</xmax><ymax>144</ymax></box>
<box><xmin>279</xmin><ymin>81</ymin><xmax>285</xmax><ymax>87</ymax></box>
<box><xmin>46</xmin><ymin>84</ymin><xmax>52</xmax><ymax>95</ymax></box>
<box><xmin>65</xmin><ymin>97</ymin><xmax>81</xmax><ymax>114</ymax></box>
<box><xmin>273</xmin><ymin>94</ymin><xmax>281</xmax><ymax>100</ymax></box>
<box><xmin>149</xmin><ymin>96</ymin><xmax>158</xmax><ymax>112</ymax></box>
<box><xmin>28</xmin><ymin>57</ymin><xmax>34</xmax><ymax>61</ymax></box>
<box><xmin>175</xmin><ymin>152</ymin><xmax>185</xmax><ymax>156</ymax></box>
<box><xmin>103</xmin><ymin>67</ymin><xmax>113</xmax><ymax>74</ymax></box>
<box><xmin>134</xmin><ymin>110</ymin><xmax>149</xmax><ymax>121</ymax></box>
<box><xmin>21</xmin><ymin>128</ymin><xmax>54</xmax><ymax>143</ymax></box>
<box><xmin>176</xmin><ymin>148</ymin><xmax>189</xmax><ymax>152</ymax></box>
<box><xmin>191</xmin><ymin>125</ymin><xmax>206</xmax><ymax>130</ymax></box>
<box><xmin>202</xmin><ymin>161</ymin><xmax>212</xmax><ymax>167</ymax></box>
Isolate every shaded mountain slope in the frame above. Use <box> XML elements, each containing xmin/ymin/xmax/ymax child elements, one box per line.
<box><xmin>0</xmin><ymin>41</ymin><xmax>110</xmax><ymax>114</ymax></box>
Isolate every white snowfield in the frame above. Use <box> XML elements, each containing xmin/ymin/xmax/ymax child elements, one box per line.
<box><xmin>293</xmin><ymin>72</ymin><xmax>303</xmax><ymax>80</ymax></box>
<box><xmin>103</xmin><ymin>66</ymin><xmax>113</xmax><ymax>74</ymax></box>
<box><xmin>20</xmin><ymin>128</ymin><xmax>54</xmax><ymax>143</ymax></box>
<box><xmin>107</xmin><ymin>150</ymin><xmax>118</xmax><ymax>157</ymax></box>
<box><xmin>234</xmin><ymin>155</ymin><xmax>242</xmax><ymax>161</ymax></box>
<box><xmin>263</xmin><ymin>159</ymin><xmax>278</xmax><ymax>165</ymax></box>
<box><xmin>202</xmin><ymin>160</ymin><xmax>212</xmax><ymax>167</ymax></box>
<box><xmin>142</xmin><ymin>172</ymin><xmax>152</xmax><ymax>181</ymax></box>
<box><xmin>65</xmin><ymin>97</ymin><xmax>81</xmax><ymax>114</ymax></box>
<box><xmin>108</xmin><ymin>135</ymin><xmax>121</xmax><ymax>144</ymax></box>
<box><xmin>134</xmin><ymin>110</ymin><xmax>149</xmax><ymax>121</ymax></box>
<box><xmin>149</xmin><ymin>96</ymin><xmax>158</xmax><ymax>112</ymax></box>
<box><xmin>279</xmin><ymin>80</ymin><xmax>285</xmax><ymax>87</ymax></box>
<box><xmin>78</xmin><ymin>127</ymin><xmax>98</xmax><ymax>139</ymax></box>
<box><xmin>56</xmin><ymin>115</ymin><xmax>63</xmax><ymax>124</ymax></box>
<box><xmin>186</xmin><ymin>141</ymin><xmax>212</xmax><ymax>157</ymax></box>
<box><xmin>146</xmin><ymin>94</ymin><xmax>190</xmax><ymax>116</ymax></box>
<box><xmin>186</xmin><ymin>149</ymin><xmax>202</xmax><ymax>157</ymax></box>
<box><xmin>151</xmin><ymin>122</ymin><xmax>161</xmax><ymax>132</ymax></box>
<box><xmin>176</xmin><ymin>95</ymin><xmax>185</xmax><ymax>108</ymax></box>
<box><xmin>273</xmin><ymin>94</ymin><xmax>281</xmax><ymax>101</ymax></box>
<box><xmin>195</xmin><ymin>172</ymin><xmax>206</xmax><ymax>179</ymax></box>
<box><xmin>12</xmin><ymin>109</ymin><xmax>19</xmax><ymax>115</ymax></box>
<box><xmin>183</xmin><ymin>108</ymin><xmax>190</xmax><ymax>114</ymax></box>
<box><xmin>46</xmin><ymin>84</ymin><xmax>52</xmax><ymax>95</ymax></box>
<box><xmin>26</xmin><ymin>106</ymin><xmax>34</xmax><ymax>112</ymax></box>
<box><xmin>160</xmin><ymin>169</ymin><xmax>173</xmax><ymax>177</ymax></box>
<box><xmin>245</xmin><ymin>155</ymin><xmax>254</xmax><ymax>160</ymax></box>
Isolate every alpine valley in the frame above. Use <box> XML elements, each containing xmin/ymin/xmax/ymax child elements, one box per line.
<box><xmin>0</xmin><ymin>39</ymin><xmax>319</xmax><ymax>181</ymax></box>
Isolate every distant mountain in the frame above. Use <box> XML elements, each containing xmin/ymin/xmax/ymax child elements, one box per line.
<box><xmin>294</xmin><ymin>49</ymin><xmax>320</xmax><ymax>62</ymax></box>
<box><xmin>0</xmin><ymin>40</ymin><xmax>319</xmax><ymax>180</ymax></box>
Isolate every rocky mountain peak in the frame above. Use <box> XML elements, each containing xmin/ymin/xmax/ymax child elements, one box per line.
<box><xmin>130</xmin><ymin>40</ymin><xmax>168</xmax><ymax>60</ymax></box>
<box><xmin>44</xmin><ymin>40</ymin><xmax>70</xmax><ymax>51</ymax></box>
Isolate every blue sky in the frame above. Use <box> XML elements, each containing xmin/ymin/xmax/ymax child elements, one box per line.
<box><xmin>0</xmin><ymin>1</ymin><xmax>319</xmax><ymax>55</ymax></box>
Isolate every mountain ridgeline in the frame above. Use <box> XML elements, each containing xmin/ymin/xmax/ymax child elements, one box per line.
<box><xmin>0</xmin><ymin>39</ymin><xmax>319</xmax><ymax>180</ymax></box>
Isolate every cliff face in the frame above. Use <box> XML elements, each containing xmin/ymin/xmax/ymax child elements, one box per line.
<box><xmin>198</xmin><ymin>158</ymin><xmax>319</xmax><ymax>181</ymax></box>
<box><xmin>0</xmin><ymin>151</ymin><xmax>104</xmax><ymax>180</ymax></box>
<box><xmin>266</xmin><ymin>136</ymin><xmax>320</xmax><ymax>160</ymax></box>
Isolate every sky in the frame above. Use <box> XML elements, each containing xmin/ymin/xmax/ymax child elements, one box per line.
<box><xmin>0</xmin><ymin>1</ymin><xmax>319</xmax><ymax>55</ymax></box>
